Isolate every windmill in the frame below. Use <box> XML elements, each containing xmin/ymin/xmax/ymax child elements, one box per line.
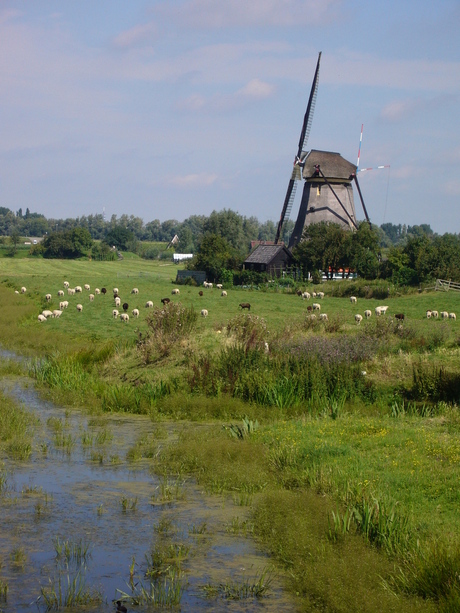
<box><xmin>274</xmin><ymin>53</ymin><xmax>371</xmax><ymax>250</ymax></box>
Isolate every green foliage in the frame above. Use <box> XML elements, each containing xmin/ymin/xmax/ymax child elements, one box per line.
<box><xmin>103</xmin><ymin>226</ymin><xmax>136</xmax><ymax>251</ymax></box>
<box><xmin>191</xmin><ymin>232</ymin><xmax>241</xmax><ymax>281</ymax></box>
<box><xmin>42</xmin><ymin>228</ymin><xmax>93</xmax><ymax>259</ymax></box>
<box><xmin>226</xmin><ymin>313</ymin><xmax>269</xmax><ymax>350</ymax></box>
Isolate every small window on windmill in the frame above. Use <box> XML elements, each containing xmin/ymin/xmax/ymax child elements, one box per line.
<box><xmin>317</xmin><ymin>185</ymin><xmax>321</xmax><ymax>197</ymax></box>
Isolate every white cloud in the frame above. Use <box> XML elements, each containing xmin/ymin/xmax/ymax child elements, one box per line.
<box><xmin>112</xmin><ymin>22</ymin><xmax>157</xmax><ymax>49</ymax></box>
<box><xmin>156</xmin><ymin>0</ymin><xmax>341</xmax><ymax>28</ymax></box>
<box><xmin>237</xmin><ymin>78</ymin><xmax>275</xmax><ymax>100</ymax></box>
<box><xmin>177</xmin><ymin>78</ymin><xmax>275</xmax><ymax>112</ymax></box>
<box><xmin>168</xmin><ymin>173</ymin><xmax>218</xmax><ymax>187</ymax></box>
<box><xmin>380</xmin><ymin>94</ymin><xmax>458</xmax><ymax>122</ymax></box>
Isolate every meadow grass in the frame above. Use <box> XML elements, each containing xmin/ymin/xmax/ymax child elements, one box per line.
<box><xmin>1</xmin><ymin>258</ymin><xmax>460</xmax><ymax>610</ymax></box>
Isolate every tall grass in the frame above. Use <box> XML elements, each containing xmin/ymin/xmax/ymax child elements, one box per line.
<box><xmin>0</xmin><ymin>390</ymin><xmax>35</xmax><ymax>459</ymax></box>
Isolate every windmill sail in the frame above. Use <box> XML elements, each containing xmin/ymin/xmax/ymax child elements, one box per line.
<box><xmin>275</xmin><ymin>51</ymin><xmax>322</xmax><ymax>244</ymax></box>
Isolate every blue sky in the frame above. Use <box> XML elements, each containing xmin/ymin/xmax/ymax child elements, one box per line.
<box><xmin>1</xmin><ymin>1</ymin><xmax>459</xmax><ymax>233</ymax></box>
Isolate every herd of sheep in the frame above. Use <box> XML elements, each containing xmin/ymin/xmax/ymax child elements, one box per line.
<box><xmin>15</xmin><ymin>283</ymin><xmax>457</xmax><ymax>327</ymax></box>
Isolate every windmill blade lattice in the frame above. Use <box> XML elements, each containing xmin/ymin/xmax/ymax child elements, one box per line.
<box><xmin>275</xmin><ymin>52</ymin><xmax>322</xmax><ymax>244</ymax></box>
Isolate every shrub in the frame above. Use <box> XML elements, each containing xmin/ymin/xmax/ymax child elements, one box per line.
<box><xmin>226</xmin><ymin>314</ymin><xmax>269</xmax><ymax>350</ymax></box>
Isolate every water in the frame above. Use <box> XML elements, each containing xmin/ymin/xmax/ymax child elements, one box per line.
<box><xmin>0</xmin><ymin>354</ymin><xmax>295</xmax><ymax>612</ymax></box>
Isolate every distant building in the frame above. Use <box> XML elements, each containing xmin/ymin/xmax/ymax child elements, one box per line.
<box><xmin>243</xmin><ymin>244</ymin><xmax>293</xmax><ymax>277</ymax></box>
<box><xmin>173</xmin><ymin>253</ymin><xmax>193</xmax><ymax>263</ymax></box>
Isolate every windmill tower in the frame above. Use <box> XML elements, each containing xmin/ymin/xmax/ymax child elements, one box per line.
<box><xmin>275</xmin><ymin>53</ymin><xmax>371</xmax><ymax>250</ymax></box>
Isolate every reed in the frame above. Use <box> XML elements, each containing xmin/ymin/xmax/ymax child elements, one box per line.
<box><xmin>39</xmin><ymin>571</ymin><xmax>103</xmax><ymax>609</ymax></box>
<box><xmin>201</xmin><ymin>566</ymin><xmax>274</xmax><ymax>600</ymax></box>
<box><xmin>120</xmin><ymin>496</ymin><xmax>138</xmax><ymax>513</ymax></box>
<box><xmin>54</xmin><ymin>537</ymin><xmax>92</xmax><ymax>565</ymax></box>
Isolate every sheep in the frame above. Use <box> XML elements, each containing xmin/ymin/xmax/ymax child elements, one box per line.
<box><xmin>57</xmin><ymin>290</ymin><xmax>64</xmax><ymax>297</ymax></box>
<box><xmin>84</xmin><ymin>284</ymin><xmax>90</xmax><ymax>291</ymax></box>
<box><xmin>42</xmin><ymin>310</ymin><xmax>54</xmax><ymax>318</ymax></box>
<box><xmin>15</xmin><ymin>290</ymin><xmax>19</xmax><ymax>294</ymax></box>
<box><xmin>38</xmin><ymin>314</ymin><xmax>47</xmax><ymax>322</ymax></box>
<box><xmin>68</xmin><ymin>288</ymin><xmax>75</xmax><ymax>295</ymax></box>
<box><xmin>317</xmin><ymin>292</ymin><xmax>325</xmax><ymax>299</ymax></box>
<box><xmin>132</xmin><ymin>308</ymin><xmax>139</xmax><ymax>318</ymax></box>
<box><xmin>122</xmin><ymin>302</ymin><xmax>129</xmax><ymax>312</ymax></box>
<box><xmin>76</xmin><ymin>304</ymin><xmax>83</xmax><ymax>312</ymax></box>
<box><xmin>203</xmin><ymin>281</ymin><xmax>209</xmax><ymax>288</ymax></box>
<box><xmin>306</xmin><ymin>305</ymin><xmax>313</xmax><ymax>312</ymax></box>
<box><xmin>161</xmin><ymin>297</ymin><xmax>171</xmax><ymax>305</ymax></box>
<box><xmin>441</xmin><ymin>311</ymin><xmax>449</xmax><ymax>319</ymax></box>
<box><xmin>221</xmin><ymin>291</ymin><xmax>227</xmax><ymax>297</ymax></box>
<box><xmin>201</xmin><ymin>309</ymin><xmax>208</xmax><ymax>317</ymax></box>
<box><xmin>101</xmin><ymin>288</ymin><xmax>107</xmax><ymax>295</ymax></box>
<box><xmin>52</xmin><ymin>310</ymin><xmax>62</xmax><ymax>318</ymax></box>
<box><xmin>45</xmin><ymin>293</ymin><xmax>52</xmax><ymax>302</ymax></box>
<box><xmin>350</xmin><ymin>296</ymin><xmax>357</xmax><ymax>304</ymax></box>
<box><xmin>95</xmin><ymin>288</ymin><xmax>101</xmax><ymax>295</ymax></box>
<box><xmin>120</xmin><ymin>313</ymin><xmax>129</xmax><ymax>323</ymax></box>
<box><xmin>145</xmin><ymin>301</ymin><xmax>153</xmax><ymax>308</ymax></box>
<box><xmin>264</xmin><ymin>342</ymin><xmax>269</xmax><ymax>353</ymax></box>
<box><xmin>312</xmin><ymin>303</ymin><xmax>321</xmax><ymax>311</ymax></box>
<box><xmin>431</xmin><ymin>310</ymin><xmax>439</xmax><ymax>318</ymax></box>
<box><xmin>380</xmin><ymin>306</ymin><xmax>389</xmax><ymax>314</ymax></box>
<box><xmin>426</xmin><ymin>310</ymin><xmax>432</xmax><ymax>319</ymax></box>
<box><xmin>312</xmin><ymin>292</ymin><xmax>317</xmax><ymax>297</ymax></box>
<box><xmin>113</xmin><ymin>288</ymin><xmax>119</xmax><ymax>295</ymax></box>
<box><xmin>199</xmin><ymin>290</ymin><xmax>203</xmax><ymax>296</ymax></box>
<box><xmin>319</xmin><ymin>313</ymin><xmax>328</xmax><ymax>321</ymax></box>
<box><xmin>59</xmin><ymin>301</ymin><xmax>66</xmax><ymax>310</ymax></box>
<box><xmin>207</xmin><ymin>282</ymin><xmax>213</xmax><ymax>289</ymax></box>
<box><xmin>355</xmin><ymin>314</ymin><xmax>363</xmax><ymax>325</ymax></box>
<box><xmin>75</xmin><ymin>286</ymin><xmax>82</xmax><ymax>293</ymax></box>
<box><xmin>63</xmin><ymin>281</ymin><xmax>69</xmax><ymax>288</ymax></box>
<box><xmin>449</xmin><ymin>312</ymin><xmax>457</xmax><ymax>320</ymax></box>
<box><xmin>216</xmin><ymin>284</ymin><xmax>223</xmax><ymax>289</ymax></box>
<box><xmin>239</xmin><ymin>303</ymin><xmax>251</xmax><ymax>310</ymax></box>
<box><xmin>395</xmin><ymin>313</ymin><xmax>405</xmax><ymax>321</ymax></box>
<box><xmin>307</xmin><ymin>313</ymin><xmax>317</xmax><ymax>320</ymax></box>
<box><xmin>171</xmin><ymin>288</ymin><xmax>180</xmax><ymax>295</ymax></box>
<box><xmin>364</xmin><ymin>310</ymin><xmax>372</xmax><ymax>319</ymax></box>
<box><xmin>114</xmin><ymin>297</ymin><xmax>121</xmax><ymax>307</ymax></box>
<box><xmin>131</xmin><ymin>288</ymin><xmax>139</xmax><ymax>294</ymax></box>
<box><xmin>301</xmin><ymin>292</ymin><xmax>311</xmax><ymax>300</ymax></box>
<box><xmin>112</xmin><ymin>309</ymin><xmax>119</xmax><ymax>318</ymax></box>
<box><xmin>21</xmin><ymin>286</ymin><xmax>26</xmax><ymax>293</ymax></box>
<box><xmin>375</xmin><ymin>307</ymin><xmax>383</xmax><ymax>316</ymax></box>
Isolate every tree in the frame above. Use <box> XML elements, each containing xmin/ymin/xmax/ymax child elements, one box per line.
<box><xmin>192</xmin><ymin>233</ymin><xmax>239</xmax><ymax>281</ymax></box>
<box><xmin>42</xmin><ymin>228</ymin><xmax>93</xmax><ymax>259</ymax></box>
<box><xmin>103</xmin><ymin>227</ymin><xmax>136</xmax><ymax>251</ymax></box>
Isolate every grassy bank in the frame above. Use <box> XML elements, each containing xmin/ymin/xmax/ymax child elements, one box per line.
<box><xmin>0</xmin><ymin>258</ymin><xmax>459</xmax><ymax>611</ymax></box>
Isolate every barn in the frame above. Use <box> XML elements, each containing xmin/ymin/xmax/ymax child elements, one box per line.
<box><xmin>243</xmin><ymin>244</ymin><xmax>294</xmax><ymax>277</ymax></box>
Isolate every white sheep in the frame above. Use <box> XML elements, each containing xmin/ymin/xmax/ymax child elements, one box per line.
<box><xmin>301</xmin><ymin>292</ymin><xmax>311</xmax><ymax>300</ymax></box>
<box><xmin>89</xmin><ymin>294</ymin><xmax>95</xmax><ymax>301</ymax></box>
<box><xmin>63</xmin><ymin>281</ymin><xmax>69</xmax><ymax>288</ymax></box>
<box><xmin>21</xmin><ymin>286</ymin><xmax>26</xmax><ymax>293</ymax></box>
<box><xmin>52</xmin><ymin>310</ymin><xmax>62</xmax><ymax>318</ymax></box>
<box><xmin>113</xmin><ymin>288</ymin><xmax>119</xmax><ymax>295</ymax></box>
<box><xmin>364</xmin><ymin>310</ymin><xmax>372</xmax><ymax>319</ymax></box>
<box><xmin>350</xmin><ymin>296</ymin><xmax>357</xmax><ymax>304</ymax></box>
<box><xmin>95</xmin><ymin>288</ymin><xmax>101</xmax><ymax>295</ymax></box>
<box><xmin>317</xmin><ymin>292</ymin><xmax>325</xmax><ymax>299</ymax></box>
<box><xmin>59</xmin><ymin>301</ymin><xmax>66</xmax><ymax>310</ymax></box>
<box><xmin>264</xmin><ymin>342</ymin><xmax>269</xmax><ymax>353</ymax></box>
<box><xmin>216</xmin><ymin>284</ymin><xmax>223</xmax><ymax>289</ymax></box>
<box><xmin>45</xmin><ymin>293</ymin><xmax>52</xmax><ymax>302</ymax></box>
<box><xmin>431</xmin><ymin>310</ymin><xmax>439</xmax><ymax>318</ymax></box>
<box><xmin>201</xmin><ymin>309</ymin><xmax>208</xmax><ymax>317</ymax></box>
<box><xmin>203</xmin><ymin>281</ymin><xmax>209</xmax><ymax>288</ymax></box>
<box><xmin>207</xmin><ymin>282</ymin><xmax>213</xmax><ymax>289</ymax></box>
<box><xmin>380</xmin><ymin>306</ymin><xmax>389</xmax><ymax>314</ymax></box>
<box><xmin>441</xmin><ymin>311</ymin><xmax>449</xmax><ymax>319</ymax></box>
<box><xmin>42</xmin><ymin>310</ymin><xmax>54</xmax><ymax>318</ymax></box>
<box><xmin>145</xmin><ymin>301</ymin><xmax>153</xmax><ymax>308</ymax></box>
<box><xmin>68</xmin><ymin>288</ymin><xmax>75</xmax><ymax>295</ymax></box>
<box><xmin>114</xmin><ymin>297</ymin><xmax>121</xmax><ymax>307</ymax></box>
<box><xmin>131</xmin><ymin>288</ymin><xmax>139</xmax><ymax>294</ymax></box>
<box><xmin>319</xmin><ymin>313</ymin><xmax>328</xmax><ymax>321</ymax></box>
<box><xmin>15</xmin><ymin>290</ymin><xmax>19</xmax><ymax>294</ymax></box>
<box><xmin>312</xmin><ymin>292</ymin><xmax>317</xmax><ymax>297</ymax></box>
<box><xmin>307</xmin><ymin>313</ymin><xmax>317</xmax><ymax>320</ymax></box>
<box><xmin>112</xmin><ymin>309</ymin><xmax>119</xmax><ymax>318</ymax></box>
<box><xmin>132</xmin><ymin>308</ymin><xmax>140</xmax><ymax>318</ymax></box>
<box><xmin>76</xmin><ymin>304</ymin><xmax>83</xmax><ymax>312</ymax></box>
<box><xmin>426</xmin><ymin>310</ymin><xmax>432</xmax><ymax>319</ymax></box>
<box><xmin>38</xmin><ymin>314</ymin><xmax>46</xmax><ymax>322</ymax></box>
<box><xmin>84</xmin><ymin>284</ymin><xmax>90</xmax><ymax>291</ymax></box>
<box><xmin>355</xmin><ymin>314</ymin><xmax>363</xmax><ymax>325</ymax></box>
<box><xmin>171</xmin><ymin>288</ymin><xmax>180</xmax><ymax>295</ymax></box>
<box><xmin>75</xmin><ymin>286</ymin><xmax>82</xmax><ymax>293</ymax></box>
<box><xmin>221</xmin><ymin>291</ymin><xmax>227</xmax><ymax>297</ymax></box>
<box><xmin>57</xmin><ymin>290</ymin><xmax>64</xmax><ymax>297</ymax></box>
<box><xmin>312</xmin><ymin>303</ymin><xmax>321</xmax><ymax>311</ymax></box>
<box><xmin>449</xmin><ymin>312</ymin><xmax>457</xmax><ymax>320</ymax></box>
<box><xmin>375</xmin><ymin>307</ymin><xmax>382</xmax><ymax>316</ymax></box>
<box><xmin>120</xmin><ymin>313</ymin><xmax>129</xmax><ymax>323</ymax></box>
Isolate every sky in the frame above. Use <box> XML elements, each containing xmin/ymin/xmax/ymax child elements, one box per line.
<box><xmin>1</xmin><ymin>1</ymin><xmax>459</xmax><ymax>234</ymax></box>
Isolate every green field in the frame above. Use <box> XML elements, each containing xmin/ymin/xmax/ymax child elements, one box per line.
<box><xmin>1</xmin><ymin>256</ymin><xmax>460</xmax><ymax>612</ymax></box>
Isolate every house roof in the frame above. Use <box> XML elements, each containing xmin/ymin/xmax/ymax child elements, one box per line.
<box><xmin>302</xmin><ymin>149</ymin><xmax>356</xmax><ymax>181</ymax></box>
<box><xmin>244</xmin><ymin>244</ymin><xmax>293</xmax><ymax>265</ymax></box>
